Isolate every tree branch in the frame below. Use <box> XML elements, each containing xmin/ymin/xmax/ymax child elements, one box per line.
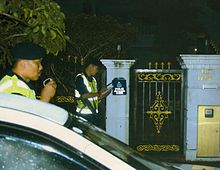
<box><xmin>0</xmin><ymin>12</ymin><xmax>27</xmax><ymax>26</ymax></box>
<box><xmin>50</xmin><ymin>64</ymin><xmax>69</xmax><ymax>93</ymax></box>
<box><xmin>4</xmin><ymin>33</ymin><xmax>27</xmax><ymax>40</ymax></box>
<box><xmin>84</xmin><ymin>42</ymin><xmax>109</xmax><ymax>59</ymax></box>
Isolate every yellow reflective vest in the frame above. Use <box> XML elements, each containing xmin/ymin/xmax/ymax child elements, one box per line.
<box><xmin>0</xmin><ymin>74</ymin><xmax>36</xmax><ymax>99</ymax></box>
<box><xmin>75</xmin><ymin>73</ymin><xmax>99</xmax><ymax>114</ymax></box>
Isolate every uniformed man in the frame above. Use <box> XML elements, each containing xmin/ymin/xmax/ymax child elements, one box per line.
<box><xmin>0</xmin><ymin>42</ymin><xmax>56</xmax><ymax>102</ymax></box>
<box><xmin>75</xmin><ymin>57</ymin><xmax>110</xmax><ymax>126</ymax></box>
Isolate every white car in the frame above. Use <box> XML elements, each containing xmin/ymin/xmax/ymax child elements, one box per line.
<box><xmin>0</xmin><ymin>94</ymin><xmax>218</xmax><ymax>170</ymax></box>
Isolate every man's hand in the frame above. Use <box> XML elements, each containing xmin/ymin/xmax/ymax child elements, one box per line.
<box><xmin>98</xmin><ymin>87</ymin><xmax>111</xmax><ymax>100</ymax></box>
<box><xmin>40</xmin><ymin>80</ymin><xmax>57</xmax><ymax>102</ymax></box>
<box><xmin>100</xmin><ymin>87</ymin><xmax>108</xmax><ymax>93</ymax></box>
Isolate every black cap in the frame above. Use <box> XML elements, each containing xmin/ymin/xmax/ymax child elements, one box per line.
<box><xmin>10</xmin><ymin>42</ymin><xmax>46</xmax><ymax>60</ymax></box>
<box><xmin>84</xmin><ymin>57</ymin><xmax>103</xmax><ymax>68</ymax></box>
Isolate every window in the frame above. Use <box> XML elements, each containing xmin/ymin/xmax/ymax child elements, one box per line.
<box><xmin>0</xmin><ymin>123</ymin><xmax>107</xmax><ymax>170</ymax></box>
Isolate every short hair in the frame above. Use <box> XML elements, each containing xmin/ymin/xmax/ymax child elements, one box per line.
<box><xmin>84</xmin><ymin>57</ymin><xmax>103</xmax><ymax>68</ymax></box>
<box><xmin>11</xmin><ymin>58</ymin><xmax>22</xmax><ymax>68</ymax></box>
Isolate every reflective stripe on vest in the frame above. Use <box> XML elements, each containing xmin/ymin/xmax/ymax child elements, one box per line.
<box><xmin>75</xmin><ymin>73</ymin><xmax>98</xmax><ymax>114</ymax></box>
<box><xmin>76</xmin><ymin>107</ymin><xmax>98</xmax><ymax>114</ymax></box>
<box><xmin>0</xmin><ymin>75</ymin><xmax>36</xmax><ymax>99</ymax></box>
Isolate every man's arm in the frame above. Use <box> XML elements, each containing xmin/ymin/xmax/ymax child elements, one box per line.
<box><xmin>75</xmin><ymin>76</ymin><xmax>100</xmax><ymax>99</ymax></box>
<box><xmin>98</xmin><ymin>87</ymin><xmax>112</xmax><ymax>100</ymax></box>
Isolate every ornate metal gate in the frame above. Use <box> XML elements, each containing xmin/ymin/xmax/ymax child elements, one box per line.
<box><xmin>130</xmin><ymin>64</ymin><xmax>184</xmax><ymax>154</ymax></box>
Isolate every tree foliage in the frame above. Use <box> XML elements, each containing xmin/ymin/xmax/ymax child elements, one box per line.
<box><xmin>65</xmin><ymin>14</ymin><xmax>136</xmax><ymax>62</ymax></box>
<box><xmin>0</xmin><ymin>0</ymin><xmax>68</xmax><ymax>67</ymax></box>
<box><xmin>42</xmin><ymin>14</ymin><xmax>136</xmax><ymax>97</ymax></box>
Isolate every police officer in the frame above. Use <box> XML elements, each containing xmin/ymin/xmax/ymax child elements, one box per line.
<box><xmin>75</xmin><ymin>57</ymin><xmax>110</xmax><ymax>126</ymax></box>
<box><xmin>0</xmin><ymin>42</ymin><xmax>56</xmax><ymax>102</ymax></box>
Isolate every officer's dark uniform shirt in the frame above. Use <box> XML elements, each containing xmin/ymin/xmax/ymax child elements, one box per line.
<box><xmin>75</xmin><ymin>72</ymin><xmax>95</xmax><ymax>96</ymax></box>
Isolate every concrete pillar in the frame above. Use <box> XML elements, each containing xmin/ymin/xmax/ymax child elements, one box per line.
<box><xmin>180</xmin><ymin>54</ymin><xmax>220</xmax><ymax>161</ymax></box>
<box><xmin>101</xmin><ymin>59</ymin><xmax>135</xmax><ymax>144</ymax></box>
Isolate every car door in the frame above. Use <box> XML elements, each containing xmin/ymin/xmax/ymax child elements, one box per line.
<box><xmin>0</xmin><ymin>122</ymin><xmax>108</xmax><ymax>170</ymax></box>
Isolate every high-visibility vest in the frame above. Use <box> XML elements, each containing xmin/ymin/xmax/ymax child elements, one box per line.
<box><xmin>0</xmin><ymin>75</ymin><xmax>36</xmax><ymax>99</ymax></box>
<box><xmin>75</xmin><ymin>73</ymin><xmax>98</xmax><ymax>114</ymax></box>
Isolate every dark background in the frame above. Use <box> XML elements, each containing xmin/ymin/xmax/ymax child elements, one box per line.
<box><xmin>54</xmin><ymin>0</ymin><xmax>220</xmax><ymax>68</ymax></box>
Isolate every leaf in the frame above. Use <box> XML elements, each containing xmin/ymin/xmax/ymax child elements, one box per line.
<box><xmin>0</xmin><ymin>0</ymin><xmax>6</xmax><ymax>12</ymax></box>
<box><xmin>33</xmin><ymin>26</ymin><xmax>40</xmax><ymax>33</ymax></box>
<box><xmin>0</xmin><ymin>0</ymin><xmax>68</xmax><ymax>66</ymax></box>
<box><xmin>29</xmin><ymin>10</ymin><xmax>33</xmax><ymax>18</ymax></box>
<box><xmin>13</xmin><ymin>12</ymin><xmax>18</xmax><ymax>18</ymax></box>
<box><xmin>28</xmin><ymin>19</ymin><xmax>38</xmax><ymax>27</ymax></box>
<box><xmin>41</xmin><ymin>26</ymin><xmax>46</xmax><ymax>35</ymax></box>
<box><xmin>24</xmin><ymin>8</ymin><xmax>28</xmax><ymax>19</ymax></box>
<box><xmin>65</xmin><ymin>35</ymin><xmax>70</xmax><ymax>41</ymax></box>
<box><xmin>50</xmin><ymin>29</ymin><xmax>57</xmax><ymax>40</ymax></box>
<box><xmin>43</xmin><ymin>11</ymin><xmax>49</xmax><ymax>18</ymax></box>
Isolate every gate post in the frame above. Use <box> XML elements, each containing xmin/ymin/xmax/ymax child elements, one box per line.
<box><xmin>101</xmin><ymin>59</ymin><xmax>135</xmax><ymax>144</ymax></box>
<box><xmin>180</xmin><ymin>54</ymin><xmax>220</xmax><ymax>161</ymax></box>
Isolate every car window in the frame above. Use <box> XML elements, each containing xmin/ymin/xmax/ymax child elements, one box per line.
<box><xmin>0</xmin><ymin>124</ymin><xmax>108</xmax><ymax>170</ymax></box>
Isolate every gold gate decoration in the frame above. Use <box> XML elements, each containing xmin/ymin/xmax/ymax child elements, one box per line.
<box><xmin>146</xmin><ymin>91</ymin><xmax>172</xmax><ymax>133</ymax></box>
<box><xmin>137</xmin><ymin>72</ymin><xmax>181</xmax><ymax>81</ymax></box>
<box><xmin>56</xmin><ymin>96</ymin><xmax>74</xmax><ymax>103</ymax></box>
<box><xmin>137</xmin><ymin>144</ymin><xmax>180</xmax><ymax>152</ymax></box>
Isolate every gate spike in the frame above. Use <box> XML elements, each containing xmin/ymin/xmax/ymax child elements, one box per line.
<box><xmin>161</xmin><ymin>62</ymin><xmax>164</xmax><ymax>70</ymax></box>
<box><xmin>155</xmin><ymin>62</ymin><xmax>158</xmax><ymax>69</ymax></box>
<box><xmin>81</xmin><ymin>57</ymin><xmax>84</xmax><ymax>65</ymax></box>
<box><xmin>167</xmin><ymin>62</ymin><xmax>171</xmax><ymax>70</ymax></box>
<box><xmin>148</xmin><ymin>62</ymin><xmax>152</xmax><ymax>69</ymax></box>
<box><xmin>74</xmin><ymin>56</ymin><xmax>78</xmax><ymax>63</ymax></box>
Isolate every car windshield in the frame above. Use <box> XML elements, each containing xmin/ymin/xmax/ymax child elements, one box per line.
<box><xmin>69</xmin><ymin>114</ymin><xmax>176</xmax><ymax>170</ymax></box>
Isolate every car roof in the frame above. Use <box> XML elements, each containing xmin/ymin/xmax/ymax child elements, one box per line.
<box><xmin>0</xmin><ymin>94</ymin><xmax>136</xmax><ymax>170</ymax></box>
<box><xmin>0</xmin><ymin>94</ymin><xmax>68</xmax><ymax>125</ymax></box>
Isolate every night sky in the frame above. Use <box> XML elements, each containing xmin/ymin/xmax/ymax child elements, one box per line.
<box><xmin>53</xmin><ymin>0</ymin><xmax>220</xmax><ymax>67</ymax></box>
<box><xmin>54</xmin><ymin>0</ymin><xmax>220</xmax><ymax>21</ymax></box>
